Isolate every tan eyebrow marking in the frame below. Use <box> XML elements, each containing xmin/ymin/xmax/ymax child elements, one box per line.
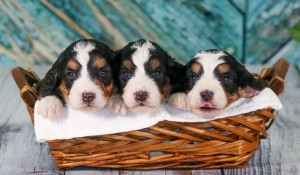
<box><xmin>123</xmin><ymin>59</ymin><xmax>133</xmax><ymax>70</ymax></box>
<box><xmin>67</xmin><ymin>59</ymin><xmax>79</xmax><ymax>70</ymax></box>
<box><xmin>93</xmin><ymin>58</ymin><xmax>107</xmax><ymax>69</ymax></box>
<box><xmin>218</xmin><ymin>63</ymin><xmax>231</xmax><ymax>74</ymax></box>
<box><xmin>150</xmin><ymin>59</ymin><xmax>160</xmax><ymax>70</ymax></box>
<box><xmin>191</xmin><ymin>62</ymin><xmax>202</xmax><ymax>74</ymax></box>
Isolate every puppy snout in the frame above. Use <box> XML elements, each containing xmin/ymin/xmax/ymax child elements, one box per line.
<box><xmin>200</xmin><ymin>90</ymin><xmax>214</xmax><ymax>101</ymax></box>
<box><xmin>82</xmin><ymin>92</ymin><xmax>96</xmax><ymax>103</ymax></box>
<box><xmin>134</xmin><ymin>91</ymin><xmax>149</xmax><ymax>102</ymax></box>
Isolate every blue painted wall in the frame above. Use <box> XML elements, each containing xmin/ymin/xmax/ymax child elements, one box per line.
<box><xmin>0</xmin><ymin>0</ymin><xmax>299</xmax><ymax>65</ymax></box>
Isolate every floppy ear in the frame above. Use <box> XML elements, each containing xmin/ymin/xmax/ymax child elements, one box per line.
<box><xmin>38</xmin><ymin>53</ymin><xmax>64</xmax><ymax>98</ymax></box>
<box><xmin>235</xmin><ymin>63</ymin><xmax>265</xmax><ymax>98</ymax></box>
<box><xmin>222</xmin><ymin>52</ymin><xmax>265</xmax><ymax>98</ymax></box>
<box><xmin>167</xmin><ymin>56</ymin><xmax>185</xmax><ymax>85</ymax></box>
<box><xmin>111</xmin><ymin>49</ymin><xmax>122</xmax><ymax>93</ymax></box>
<box><xmin>166</xmin><ymin>55</ymin><xmax>185</xmax><ymax>94</ymax></box>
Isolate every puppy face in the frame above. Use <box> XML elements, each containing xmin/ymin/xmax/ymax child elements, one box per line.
<box><xmin>184</xmin><ymin>50</ymin><xmax>264</xmax><ymax>118</ymax></box>
<box><xmin>114</xmin><ymin>39</ymin><xmax>181</xmax><ymax>114</ymax></box>
<box><xmin>39</xmin><ymin>39</ymin><xmax>115</xmax><ymax>112</ymax></box>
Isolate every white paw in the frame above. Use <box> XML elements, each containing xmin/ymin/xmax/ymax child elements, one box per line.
<box><xmin>37</xmin><ymin>96</ymin><xmax>64</xmax><ymax>119</ymax></box>
<box><xmin>106</xmin><ymin>94</ymin><xmax>128</xmax><ymax>115</ymax></box>
<box><xmin>169</xmin><ymin>93</ymin><xmax>191</xmax><ymax>111</ymax></box>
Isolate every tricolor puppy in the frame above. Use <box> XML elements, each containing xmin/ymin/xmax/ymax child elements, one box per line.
<box><xmin>169</xmin><ymin>49</ymin><xmax>265</xmax><ymax>118</ymax></box>
<box><xmin>38</xmin><ymin>39</ymin><xmax>115</xmax><ymax>119</ymax></box>
<box><xmin>108</xmin><ymin>39</ymin><xmax>183</xmax><ymax>114</ymax></box>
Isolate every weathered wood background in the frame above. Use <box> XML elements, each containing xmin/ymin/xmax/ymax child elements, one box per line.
<box><xmin>1</xmin><ymin>0</ymin><xmax>300</xmax><ymax>174</ymax></box>
<box><xmin>0</xmin><ymin>0</ymin><xmax>299</xmax><ymax>65</ymax></box>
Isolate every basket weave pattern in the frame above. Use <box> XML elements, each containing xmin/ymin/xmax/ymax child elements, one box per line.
<box><xmin>11</xmin><ymin>59</ymin><xmax>289</xmax><ymax>170</ymax></box>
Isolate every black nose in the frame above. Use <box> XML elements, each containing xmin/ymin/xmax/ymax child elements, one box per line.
<box><xmin>134</xmin><ymin>91</ymin><xmax>148</xmax><ymax>102</ymax></box>
<box><xmin>200</xmin><ymin>90</ymin><xmax>214</xmax><ymax>101</ymax></box>
<box><xmin>82</xmin><ymin>92</ymin><xmax>95</xmax><ymax>103</ymax></box>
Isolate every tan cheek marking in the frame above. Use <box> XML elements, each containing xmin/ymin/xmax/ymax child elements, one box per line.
<box><xmin>59</xmin><ymin>82</ymin><xmax>70</xmax><ymax>99</ymax></box>
<box><xmin>218</xmin><ymin>63</ymin><xmax>231</xmax><ymax>74</ymax></box>
<box><xmin>160</xmin><ymin>79</ymin><xmax>171</xmax><ymax>103</ymax></box>
<box><xmin>225</xmin><ymin>89</ymin><xmax>241</xmax><ymax>107</ymax></box>
<box><xmin>67</xmin><ymin>60</ymin><xmax>79</xmax><ymax>70</ymax></box>
<box><xmin>150</xmin><ymin>59</ymin><xmax>160</xmax><ymax>70</ymax></box>
<box><xmin>123</xmin><ymin>60</ymin><xmax>133</xmax><ymax>70</ymax></box>
<box><xmin>219</xmin><ymin>64</ymin><xmax>236</xmax><ymax>106</ymax></box>
<box><xmin>191</xmin><ymin>62</ymin><xmax>202</xmax><ymax>74</ymax></box>
<box><xmin>95</xmin><ymin>80</ymin><xmax>114</xmax><ymax>99</ymax></box>
<box><xmin>94</xmin><ymin>58</ymin><xmax>107</xmax><ymax>69</ymax></box>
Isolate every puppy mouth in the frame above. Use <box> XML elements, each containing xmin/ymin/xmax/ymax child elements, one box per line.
<box><xmin>195</xmin><ymin>102</ymin><xmax>217</xmax><ymax>111</ymax></box>
<box><xmin>80</xmin><ymin>102</ymin><xmax>105</xmax><ymax>112</ymax></box>
<box><xmin>131</xmin><ymin>102</ymin><xmax>157</xmax><ymax>108</ymax></box>
<box><xmin>129</xmin><ymin>103</ymin><xmax>159</xmax><ymax>114</ymax></box>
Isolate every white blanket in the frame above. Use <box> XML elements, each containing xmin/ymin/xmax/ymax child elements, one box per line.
<box><xmin>34</xmin><ymin>88</ymin><xmax>282</xmax><ymax>142</ymax></box>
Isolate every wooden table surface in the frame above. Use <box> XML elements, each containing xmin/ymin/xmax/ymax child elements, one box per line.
<box><xmin>1</xmin><ymin>65</ymin><xmax>299</xmax><ymax>175</ymax></box>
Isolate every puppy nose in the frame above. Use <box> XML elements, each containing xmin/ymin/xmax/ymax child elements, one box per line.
<box><xmin>200</xmin><ymin>90</ymin><xmax>214</xmax><ymax>101</ymax></box>
<box><xmin>82</xmin><ymin>92</ymin><xmax>95</xmax><ymax>103</ymax></box>
<box><xmin>134</xmin><ymin>91</ymin><xmax>148</xmax><ymax>102</ymax></box>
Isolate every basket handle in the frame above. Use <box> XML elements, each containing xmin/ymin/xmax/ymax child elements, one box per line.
<box><xmin>260</xmin><ymin>58</ymin><xmax>289</xmax><ymax>96</ymax></box>
<box><xmin>11</xmin><ymin>67</ymin><xmax>41</xmax><ymax>124</ymax></box>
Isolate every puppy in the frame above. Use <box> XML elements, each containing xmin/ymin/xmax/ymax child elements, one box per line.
<box><xmin>38</xmin><ymin>39</ymin><xmax>115</xmax><ymax>119</ymax></box>
<box><xmin>169</xmin><ymin>49</ymin><xmax>265</xmax><ymax>118</ymax></box>
<box><xmin>107</xmin><ymin>39</ymin><xmax>183</xmax><ymax>114</ymax></box>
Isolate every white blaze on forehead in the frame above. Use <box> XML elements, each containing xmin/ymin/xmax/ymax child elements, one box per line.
<box><xmin>194</xmin><ymin>51</ymin><xmax>226</xmax><ymax>74</ymax></box>
<box><xmin>131</xmin><ymin>40</ymin><xmax>154</xmax><ymax>74</ymax></box>
<box><xmin>67</xmin><ymin>41</ymin><xmax>107</xmax><ymax>112</ymax></box>
<box><xmin>73</xmin><ymin>41</ymin><xmax>95</xmax><ymax>68</ymax></box>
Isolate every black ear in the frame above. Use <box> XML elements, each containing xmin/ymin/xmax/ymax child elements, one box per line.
<box><xmin>38</xmin><ymin>53</ymin><xmax>64</xmax><ymax>98</ymax></box>
<box><xmin>111</xmin><ymin>49</ymin><xmax>122</xmax><ymax>93</ymax></box>
<box><xmin>223</xmin><ymin>53</ymin><xmax>265</xmax><ymax>97</ymax></box>
<box><xmin>166</xmin><ymin>55</ymin><xmax>185</xmax><ymax>93</ymax></box>
<box><xmin>236</xmin><ymin>66</ymin><xmax>265</xmax><ymax>97</ymax></box>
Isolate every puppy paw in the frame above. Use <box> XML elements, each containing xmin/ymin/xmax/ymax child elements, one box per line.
<box><xmin>239</xmin><ymin>87</ymin><xmax>259</xmax><ymax>98</ymax></box>
<box><xmin>37</xmin><ymin>96</ymin><xmax>64</xmax><ymax>119</ymax></box>
<box><xmin>169</xmin><ymin>93</ymin><xmax>191</xmax><ymax>111</ymax></box>
<box><xmin>107</xmin><ymin>94</ymin><xmax>128</xmax><ymax>115</ymax></box>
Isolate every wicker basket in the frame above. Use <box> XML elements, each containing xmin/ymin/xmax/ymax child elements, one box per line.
<box><xmin>11</xmin><ymin>59</ymin><xmax>289</xmax><ymax>170</ymax></box>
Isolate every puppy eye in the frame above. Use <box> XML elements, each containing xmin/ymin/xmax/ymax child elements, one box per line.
<box><xmin>189</xmin><ymin>74</ymin><xmax>198</xmax><ymax>81</ymax></box>
<box><xmin>221</xmin><ymin>74</ymin><xmax>232</xmax><ymax>83</ymax></box>
<box><xmin>66</xmin><ymin>71</ymin><xmax>77</xmax><ymax>79</ymax></box>
<box><xmin>99</xmin><ymin>70</ymin><xmax>108</xmax><ymax>78</ymax></box>
<box><xmin>151</xmin><ymin>70</ymin><xmax>161</xmax><ymax>79</ymax></box>
<box><xmin>122</xmin><ymin>70</ymin><xmax>131</xmax><ymax>79</ymax></box>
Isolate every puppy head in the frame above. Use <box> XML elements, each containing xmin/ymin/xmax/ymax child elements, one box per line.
<box><xmin>184</xmin><ymin>49</ymin><xmax>264</xmax><ymax>118</ymax></box>
<box><xmin>39</xmin><ymin>39</ymin><xmax>115</xmax><ymax>112</ymax></box>
<box><xmin>114</xmin><ymin>39</ymin><xmax>181</xmax><ymax>114</ymax></box>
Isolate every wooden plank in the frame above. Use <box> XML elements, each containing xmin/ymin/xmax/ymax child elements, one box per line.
<box><xmin>267</xmin><ymin>40</ymin><xmax>300</xmax><ymax>65</ymax></box>
<box><xmin>0</xmin><ymin>0</ymin><xmax>80</xmax><ymax>65</ymax></box>
<box><xmin>0</xmin><ymin>0</ymin><xmax>243</xmax><ymax>65</ymax></box>
<box><xmin>230</xmin><ymin>0</ymin><xmax>246</xmax><ymax>13</ymax></box>
<box><xmin>65</xmin><ymin>167</ymin><xmax>119</xmax><ymax>175</ymax></box>
<box><xmin>0</xmin><ymin>66</ymin><xmax>64</xmax><ymax>174</ymax></box>
<box><xmin>246</xmin><ymin>1</ymin><xmax>300</xmax><ymax>64</ymax></box>
<box><xmin>131</xmin><ymin>0</ymin><xmax>243</xmax><ymax>62</ymax></box>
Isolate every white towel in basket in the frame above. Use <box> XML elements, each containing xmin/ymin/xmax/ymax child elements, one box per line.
<box><xmin>34</xmin><ymin>88</ymin><xmax>282</xmax><ymax>142</ymax></box>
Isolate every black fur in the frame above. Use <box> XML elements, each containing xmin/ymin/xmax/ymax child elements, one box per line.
<box><xmin>38</xmin><ymin>39</ymin><xmax>115</xmax><ymax>105</ymax></box>
<box><xmin>220</xmin><ymin>51</ymin><xmax>264</xmax><ymax>91</ymax></box>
